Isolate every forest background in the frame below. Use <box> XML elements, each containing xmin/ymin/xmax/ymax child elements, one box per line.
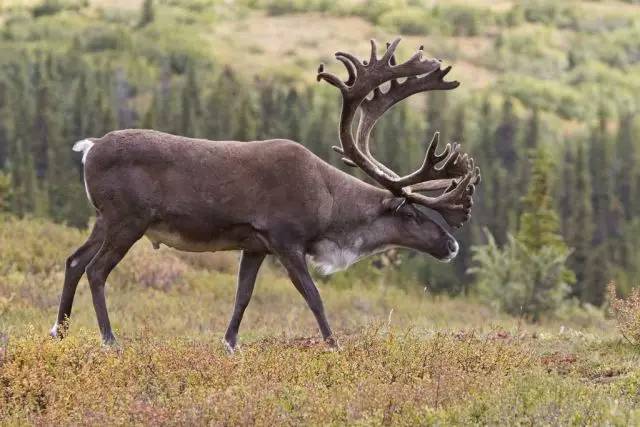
<box><xmin>1</xmin><ymin>0</ymin><xmax>640</xmax><ymax>319</ymax></box>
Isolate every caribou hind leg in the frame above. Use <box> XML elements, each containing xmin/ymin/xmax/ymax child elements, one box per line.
<box><xmin>84</xmin><ymin>220</ymin><xmax>146</xmax><ymax>345</ymax></box>
<box><xmin>223</xmin><ymin>251</ymin><xmax>266</xmax><ymax>353</ymax></box>
<box><xmin>51</xmin><ymin>216</ymin><xmax>106</xmax><ymax>339</ymax></box>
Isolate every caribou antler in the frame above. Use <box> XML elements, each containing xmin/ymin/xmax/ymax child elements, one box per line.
<box><xmin>318</xmin><ymin>38</ymin><xmax>480</xmax><ymax>228</ymax></box>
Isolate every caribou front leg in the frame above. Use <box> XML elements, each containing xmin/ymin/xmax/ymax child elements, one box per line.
<box><xmin>276</xmin><ymin>248</ymin><xmax>338</xmax><ymax>348</ymax></box>
<box><xmin>223</xmin><ymin>251</ymin><xmax>266</xmax><ymax>353</ymax></box>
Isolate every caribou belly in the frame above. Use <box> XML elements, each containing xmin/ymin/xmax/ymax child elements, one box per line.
<box><xmin>145</xmin><ymin>226</ymin><xmax>235</xmax><ymax>252</ymax></box>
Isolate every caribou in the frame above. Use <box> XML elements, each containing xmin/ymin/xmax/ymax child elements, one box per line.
<box><xmin>51</xmin><ymin>39</ymin><xmax>480</xmax><ymax>351</ymax></box>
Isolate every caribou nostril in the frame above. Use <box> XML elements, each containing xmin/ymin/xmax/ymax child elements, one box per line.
<box><xmin>447</xmin><ymin>239</ymin><xmax>459</xmax><ymax>256</ymax></box>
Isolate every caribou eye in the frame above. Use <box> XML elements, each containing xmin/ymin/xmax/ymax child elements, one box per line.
<box><xmin>398</xmin><ymin>205</ymin><xmax>418</xmax><ymax>220</ymax></box>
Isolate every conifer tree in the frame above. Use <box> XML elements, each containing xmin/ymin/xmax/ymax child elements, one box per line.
<box><xmin>233</xmin><ymin>93</ymin><xmax>257</xmax><ymax>142</ymax></box>
<box><xmin>0</xmin><ymin>81</ymin><xmax>8</xmax><ymax>169</ymax></box>
<box><xmin>180</xmin><ymin>64</ymin><xmax>201</xmax><ymax>137</ymax></box>
<box><xmin>558</xmin><ymin>144</ymin><xmax>575</xmax><ymax>236</ymax></box>
<box><xmin>524</xmin><ymin>108</ymin><xmax>540</xmax><ymax>151</ymax></box>
<box><xmin>32</xmin><ymin>61</ymin><xmax>52</xmax><ymax>181</ymax></box>
<box><xmin>142</xmin><ymin>95</ymin><xmax>157</xmax><ymax>130</ymax></box>
<box><xmin>589</xmin><ymin>108</ymin><xmax>612</xmax><ymax>245</ymax></box>
<box><xmin>71</xmin><ymin>72</ymin><xmax>90</xmax><ymax>141</ymax></box>
<box><xmin>0</xmin><ymin>171</ymin><xmax>10</xmax><ymax>212</ymax></box>
<box><xmin>204</xmin><ymin>68</ymin><xmax>239</xmax><ymax>139</ymax></box>
<box><xmin>376</xmin><ymin>104</ymin><xmax>409</xmax><ymax>173</ymax></box>
<box><xmin>138</xmin><ymin>0</ymin><xmax>155</xmax><ymax>28</ymax></box>
<box><xmin>495</xmin><ymin>98</ymin><xmax>518</xmax><ymax>171</ymax></box>
<box><xmin>567</xmin><ymin>141</ymin><xmax>594</xmax><ymax>301</ymax></box>
<box><xmin>517</xmin><ymin>148</ymin><xmax>566</xmax><ymax>252</ymax></box>
<box><xmin>257</xmin><ymin>83</ymin><xmax>283</xmax><ymax>139</ymax></box>
<box><xmin>616</xmin><ymin>113</ymin><xmax>635</xmax><ymax>219</ymax></box>
<box><xmin>471</xmin><ymin>147</ymin><xmax>574</xmax><ymax>319</ymax></box>
<box><xmin>425</xmin><ymin>91</ymin><xmax>449</xmax><ymax>141</ymax></box>
<box><xmin>303</xmin><ymin>91</ymin><xmax>336</xmax><ymax>164</ymax></box>
<box><xmin>450</xmin><ymin>105</ymin><xmax>466</xmax><ymax>145</ymax></box>
<box><xmin>283</xmin><ymin>88</ymin><xmax>304</xmax><ymax>141</ymax></box>
<box><xmin>473</xmin><ymin>97</ymin><xmax>495</xmax><ymax>238</ymax></box>
<box><xmin>516</xmin><ymin>108</ymin><xmax>541</xmax><ymax>218</ymax></box>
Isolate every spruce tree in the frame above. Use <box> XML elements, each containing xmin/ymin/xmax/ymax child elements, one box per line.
<box><xmin>138</xmin><ymin>0</ymin><xmax>155</xmax><ymax>28</ymax></box>
<box><xmin>524</xmin><ymin>108</ymin><xmax>540</xmax><ymax>151</ymax></box>
<box><xmin>425</xmin><ymin>91</ymin><xmax>449</xmax><ymax>142</ymax></box>
<box><xmin>233</xmin><ymin>93</ymin><xmax>257</xmax><ymax>142</ymax></box>
<box><xmin>516</xmin><ymin>108</ymin><xmax>541</xmax><ymax>218</ymax></box>
<box><xmin>71</xmin><ymin>72</ymin><xmax>90</xmax><ymax>141</ymax></box>
<box><xmin>517</xmin><ymin>148</ymin><xmax>566</xmax><ymax>252</ymax></box>
<box><xmin>32</xmin><ymin>61</ymin><xmax>52</xmax><ymax>181</ymax></box>
<box><xmin>204</xmin><ymin>67</ymin><xmax>239</xmax><ymax>139</ymax></box>
<box><xmin>180</xmin><ymin>64</ymin><xmax>201</xmax><ymax>137</ymax></box>
<box><xmin>495</xmin><ymin>98</ymin><xmax>518</xmax><ymax>171</ymax></box>
<box><xmin>567</xmin><ymin>141</ymin><xmax>594</xmax><ymax>301</ymax></box>
<box><xmin>283</xmin><ymin>88</ymin><xmax>303</xmax><ymax>141</ymax></box>
<box><xmin>0</xmin><ymin>81</ymin><xmax>8</xmax><ymax>169</ymax></box>
<box><xmin>303</xmin><ymin>90</ymin><xmax>336</xmax><ymax>164</ymax></box>
<box><xmin>589</xmin><ymin>108</ymin><xmax>612</xmax><ymax>245</ymax></box>
<box><xmin>558</xmin><ymin>144</ymin><xmax>575</xmax><ymax>237</ymax></box>
<box><xmin>616</xmin><ymin>113</ymin><xmax>635</xmax><ymax>219</ymax></box>
<box><xmin>257</xmin><ymin>83</ymin><xmax>279</xmax><ymax>139</ymax></box>
<box><xmin>450</xmin><ymin>105</ymin><xmax>466</xmax><ymax>145</ymax></box>
<box><xmin>142</xmin><ymin>94</ymin><xmax>157</xmax><ymax>130</ymax></box>
<box><xmin>0</xmin><ymin>171</ymin><xmax>10</xmax><ymax>212</ymax></box>
<box><xmin>471</xmin><ymin>147</ymin><xmax>573</xmax><ymax>320</ymax></box>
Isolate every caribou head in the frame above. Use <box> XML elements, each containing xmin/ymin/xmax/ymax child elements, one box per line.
<box><xmin>317</xmin><ymin>38</ymin><xmax>480</xmax><ymax>258</ymax></box>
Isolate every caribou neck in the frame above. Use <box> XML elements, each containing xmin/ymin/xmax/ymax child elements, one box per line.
<box><xmin>313</xmin><ymin>178</ymin><xmax>397</xmax><ymax>254</ymax></box>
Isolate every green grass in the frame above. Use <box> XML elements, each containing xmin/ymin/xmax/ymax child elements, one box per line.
<box><xmin>1</xmin><ymin>216</ymin><xmax>639</xmax><ymax>424</ymax></box>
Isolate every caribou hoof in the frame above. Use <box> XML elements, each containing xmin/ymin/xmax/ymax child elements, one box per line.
<box><xmin>49</xmin><ymin>323</ymin><xmax>60</xmax><ymax>339</ymax></box>
<box><xmin>101</xmin><ymin>335</ymin><xmax>121</xmax><ymax>350</ymax></box>
<box><xmin>325</xmin><ymin>335</ymin><xmax>342</xmax><ymax>351</ymax></box>
<box><xmin>50</xmin><ymin>322</ymin><xmax>67</xmax><ymax>340</ymax></box>
<box><xmin>222</xmin><ymin>338</ymin><xmax>238</xmax><ymax>355</ymax></box>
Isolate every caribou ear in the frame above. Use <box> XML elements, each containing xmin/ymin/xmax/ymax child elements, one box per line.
<box><xmin>382</xmin><ymin>197</ymin><xmax>406</xmax><ymax>212</ymax></box>
<box><xmin>382</xmin><ymin>197</ymin><xmax>417</xmax><ymax>218</ymax></box>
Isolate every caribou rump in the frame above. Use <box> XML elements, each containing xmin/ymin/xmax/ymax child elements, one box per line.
<box><xmin>51</xmin><ymin>39</ymin><xmax>480</xmax><ymax>351</ymax></box>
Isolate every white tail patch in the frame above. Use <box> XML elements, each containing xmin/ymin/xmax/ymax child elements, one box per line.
<box><xmin>72</xmin><ymin>138</ymin><xmax>94</xmax><ymax>164</ymax></box>
<box><xmin>73</xmin><ymin>138</ymin><xmax>96</xmax><ymax>208</ymax></box>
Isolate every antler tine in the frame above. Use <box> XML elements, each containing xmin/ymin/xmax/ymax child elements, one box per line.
<box><xmin>317</xmin><ymin>63</ymin><xmax>347</xmax><ymax>91</ymax></box>
<box><xmin>335</xmin><ymin>56</ymin><xmax>357</xmax><ymax>86</ymax></box>
<box><xmin>387</xmin><ymin>133</ymin><xmax>460</xmax><ymax>188</ymax></box>
<box><xmin>380</xmin><ymin>38</ymin><xmax>401</xmax><ymax>65</ymax></box>
<box><xmin>407</xmin><ymin>168</ymin><xmax>478</xmax><ymax>228</ymax></box>
<box><xmin>368</xmin><ymin>39</ymin><xmax>378</xmax><ymax>66</ymax></box>
<box><xmin>385</xmin><ymin>41</ymin><xmax>398</xmax><ymax>66</ymax></box>
<box><xmin>335</xmin><ymin>51</ymin><xmax>365</xmax><ymax>75</ymax></box>
<box><xmin>426</xmin><ymin>132</ymin><xmax>450</xmax><ymax>164</ymax></box>
<box><xmin>354</xmin><ymin>65</ymin><xmax>460</xmax><ymax>184</ymax></box>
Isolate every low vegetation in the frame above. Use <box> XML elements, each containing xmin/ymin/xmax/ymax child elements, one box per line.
<box><xmin>608</xmin><ymin>282</ymin><xmax>640</xmax><ymax>348</ymax></box>
<box><xmin>1</xmin><ymin>217</ymin><xmax>639</xmax><ymax>424</ymax></box>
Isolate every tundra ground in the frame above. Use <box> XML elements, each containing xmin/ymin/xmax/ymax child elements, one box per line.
<box><xmin>1</xmin><ymin>217</ymin><xmax>638</xmax><ymax>425</ymax></box>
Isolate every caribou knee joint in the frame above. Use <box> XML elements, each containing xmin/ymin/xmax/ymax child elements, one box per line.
<box><xmin>66</xmin><ymin>256</ymin><xmax>80</xmax><ymax>270</ymax></box>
